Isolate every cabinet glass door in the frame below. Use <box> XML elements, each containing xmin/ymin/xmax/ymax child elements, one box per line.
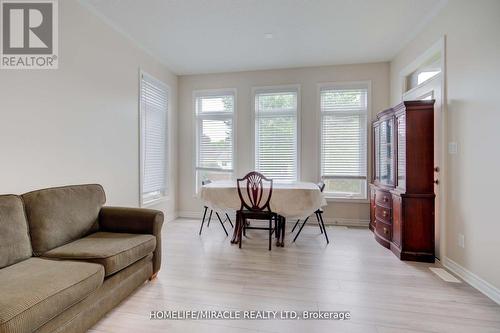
<box><xmin>397</xmin><ymin>114</ymin><xmax>406</xmax><ymax>189</ymax></box>
<box><xmin>374</xmin><ymin>125</ymin><xmax>380</xmax><ymax>182</ymax></box>
<box><xmin>378</xmin><ymin>119</ymin><xmax>394</xmax><ymax>186</ymax></box>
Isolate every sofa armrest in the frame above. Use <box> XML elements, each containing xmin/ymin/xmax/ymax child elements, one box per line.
<box><xmin>99</xmin><ymin>206</ymin><xmax>164</xmax><ymax>276</ymax></box>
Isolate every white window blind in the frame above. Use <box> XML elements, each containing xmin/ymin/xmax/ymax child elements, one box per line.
<box><xmin>140</xmin><ymin>72</ymin><xmax>168</xmax><ymax>205</ymax></box>
<box><xmin>320</xmin><ymin>84</ymin><xmax>368</xmax><ymax>199</ymax></box>
<box><xmin>195</xmin><ymin>90</ymin><xmax>235</xmax><ymax>192</ymax></box>
<box><xmin>254</xmin><ymin>87</ymin><xmax>299</xmax><ymax>181</ymax></box>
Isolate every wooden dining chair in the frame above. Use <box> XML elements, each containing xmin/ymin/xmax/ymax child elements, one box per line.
<box><xmin>235</xmin><ymin>172</ymin><xmax>280</xmax><ymax>250</ymax></box>
<box><xmin>199</xmin><ymin>180</ymin><xmax>234</xmax><ymax>236</ymax></box>
<box><xmin>292</xmin><ymin>181</ymin><xmax>329</xmax><ymax>244</ymax></box>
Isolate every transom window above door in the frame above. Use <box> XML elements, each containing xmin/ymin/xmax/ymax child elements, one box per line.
<box><xmin>253</xmin><ymin>86</ymin><xmax>300</xmax><ymax>182</ymax></box>
<box><xmin>194</xmin><ymin>89</ymin><xmax>236</xmax><ymax>193</ymax></box>
<box><xmin>405</xmin><ymin>51</ymin><xmax>442</xmax><ymax>92</ymax></box>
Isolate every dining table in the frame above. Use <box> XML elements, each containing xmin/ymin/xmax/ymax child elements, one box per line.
<box><xmin>200</xmin><ymin>180</ymin><xmax>326</xmax><ymax>247</ymax></box>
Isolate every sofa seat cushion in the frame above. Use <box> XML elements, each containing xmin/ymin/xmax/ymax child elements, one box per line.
<box><xmin>42</xmin><ymin>232</ymin><xmax>156</xmax><ymax>276</ymax></box>
<box><xmin>0</xmin><ymin>258</ymin><xmax>104</xmax><ymax>333</ymax></box>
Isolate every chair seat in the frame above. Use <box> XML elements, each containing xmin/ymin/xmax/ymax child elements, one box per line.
<box><xmin>42</xmin><ymin>232</ymin><xmax>156</xmax><ymax>276</ymax></box>
<box><xmin>0</xmin><ymin>258</ymin><xmax>104</xmax><ymax>333</ymax></box>
<box><xmin>238</xmin><ymin>210</ymin><xmax>276</xmax><ymax>220</ymax></box>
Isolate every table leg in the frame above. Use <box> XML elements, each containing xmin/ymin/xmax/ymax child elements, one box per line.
<box><xmin>276</xmin><ymin>215</ymin><xmax>281</xmax><ymax>246</ymax></box>
<box><xmin>280</xmin><ymin>216</ymin><xmax>285</xmax><ymax>247</ymax></box>
<box><xmin>231</xmin><ymin>213</ymin><xmax>240</xmax><ymax>244</ymax></box>
<box><xmin>238</xmin><ymin>218</ymin><xmax>243</xmax><ymax>248</ymax></box>
<box><xmin>275</xmin><ymin>215</ymin><xmax>285</xmax><ymax>247</ymax></box>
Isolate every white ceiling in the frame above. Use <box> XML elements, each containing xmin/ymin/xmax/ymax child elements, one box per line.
<box><xmin>81</xmin><ymin>0</ymin><xmax>447</xmax><ymax>75</ymax></box>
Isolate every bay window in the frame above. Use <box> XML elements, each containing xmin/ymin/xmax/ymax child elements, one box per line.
<box><xmin>320</xmin><ymin>82</ymin><xmax>369</xmax><ymax>199</ymax></box>
<box><xmin>253</xmin><ymin>86</ymin><xmax>300</xmax><ymax>181</ymax></box>
<box><xmin>194</xmin><ymin>90</ymin><xmax>235</xmax><ymax>192</ymax></box>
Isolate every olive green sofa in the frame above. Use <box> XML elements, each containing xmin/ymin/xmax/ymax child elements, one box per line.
<box><xmin>0</xmin><ymin>184</ymin><xmax>164</xmax><ymax>333</ymax></box>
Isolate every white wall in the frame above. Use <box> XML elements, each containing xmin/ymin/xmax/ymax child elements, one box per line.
<box><xmin>0</xmin><ymin>0</ymin><xmax>178</xmax><ymax>219</ymax></box>
<box><xmin>390</xmin><ymin>0</ymin><xmax>500</xmax><ymax>291</ymax></box>
<box><xmin>178</xmin><ymin>63</ymin><xmax>390</xmax><ymax>222</ymax></box>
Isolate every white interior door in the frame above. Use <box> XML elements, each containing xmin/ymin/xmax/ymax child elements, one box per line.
<box><xmin>403</xmin><ymin>74</ymin><xmax>443</xmax><ymax>260</ymax></box>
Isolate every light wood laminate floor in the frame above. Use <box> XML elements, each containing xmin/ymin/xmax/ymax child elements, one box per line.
<box><xmin>91</xmin><ymin>218</ymin><xmax>500</xmax><ymax>333</ymax></box>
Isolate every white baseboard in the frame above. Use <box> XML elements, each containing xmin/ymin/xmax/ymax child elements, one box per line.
<box><xmin>177</xmin><ymin>211</ymin><xmax>368</xmax><ymax>227</ymax></box>
<box><xmin>178</xmin><ymin>210</ymin><xmax>235</xmax><ymax>220</ymax></box>
<box><xmin>443</xmin><ymin>257</ymin><xmax>500</xmax><ymax>305</ymax></box>
<box><xmin>177</xmin><ymin>211</ymin><xmax>203</xmax><ymax>219</ymax></box>
<box><xmin>165</xmin><ymin>211</ymin><xmax>179</xmax><ymax>223</ymax></box>
<box><xmin>322</xmin><ymin>217</ymin><xmax>369</xmax><ymax>227</ymax></box>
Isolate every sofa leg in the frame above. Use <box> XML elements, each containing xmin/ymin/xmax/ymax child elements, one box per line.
<box><xmin>149</xmin><ymin>273</ymin><xmax>158</xmax><ymax>281</ymax></box>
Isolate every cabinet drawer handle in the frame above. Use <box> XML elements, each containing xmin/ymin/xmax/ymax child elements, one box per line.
<box><xmin>383</xmin><ymin>196</ymin><xmax>389</xmax><ymax>202</ymax></box>
<box><xmin>383</xmin><ymin>227</ymin><xmax>389</xmax><ymax>235</ymax></box>
<box><xmin>382</xmin><ymin>211</ymin><xmax>388</xmax><ymax>217</ymax></box>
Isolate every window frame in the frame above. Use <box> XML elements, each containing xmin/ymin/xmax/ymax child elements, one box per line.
<box><xmin>139</xmin><ymin>70</ymin><xmax>170</xmax><ymax>207</ymax></box>
<box><xmin>192</xmin><ymin>88</ymin><xmax>237</xmax><ymax>195</ymax></box>
<box><xmin>317</xmin><ymin>81</ymin><xmax>371</xmax><ymax>202</ymax></box>
<box><xmin>251</xmin><ymin>84</ymin><xmax>301</xmax><ymax>182</ymax></box>
<box><xmin>404</xmin><ymin>53</ymin><xmax>442</xmax><ymax>93</ymax></box>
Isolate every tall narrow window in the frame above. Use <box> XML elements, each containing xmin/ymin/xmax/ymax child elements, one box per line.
<box><xmin>320</xmin><ymin>83</ymin><xmax>369</xmax><ymax>199</ymax></box>
<box><xmin>254</xmin><ymin>86</ymin><xmax>299</xmax><ymax>181</ymax></box>
<box><xmin>195</xmin><ymin>90</ymin><xmax>235</xmax><ymax>192</ymax></box>
<box><xmin>140</xmin><ymin>72</ymin><xmax>169</xmax><ymax>205</ymax></box>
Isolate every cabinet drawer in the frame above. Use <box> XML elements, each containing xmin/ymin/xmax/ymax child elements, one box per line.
<box><xmin>375</xmin><ymin>205</ymin><xmax>391</xmax><ymax>223</ymax></box>
<box><xmin>375</xmin><ymin>219</ymin><xmax>392</xmax><ymax>241</ymax></box>
<box><xmin>375</xmin><ymin>190</ymin><xmax>392</xmax><ymax>207</ymax></box>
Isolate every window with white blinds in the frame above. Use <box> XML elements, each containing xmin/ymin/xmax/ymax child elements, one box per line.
<box><xmin>195</xmin><ymin>90</ymin><xmax>235</xmax><ymax>192</ymax></box>
<box><xmin>140</xmin><ymin>72</ymin><xmax>169</xmax><ymax>205</ymax></box>
<box><xmin>254</xmin><ymin>87</ymin><xmax>299</xmax><ymax>181</ymax></box>
<box><xmin>320</xmin><ymin>83</ymin><xmax>369</xmax><ymax>199</ymax></box>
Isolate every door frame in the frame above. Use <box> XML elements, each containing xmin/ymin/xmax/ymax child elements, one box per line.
<box><xmin>399</xmin><ymin>36</ymin><xmax>447</xmax><ymax>261</ymax></box>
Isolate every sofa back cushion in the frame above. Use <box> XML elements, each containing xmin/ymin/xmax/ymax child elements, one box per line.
<box><xmin>22</xmin><ymin>184</ymin><xmax>106</xmax><ymax>255</ymax></box>
<box><xmin>0</xmin><ymin>195</ymin><xmax>32</xmax><ymax>268</ymax></box>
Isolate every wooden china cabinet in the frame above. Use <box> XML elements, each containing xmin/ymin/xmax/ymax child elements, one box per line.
<box><xmin>370</xmin><ymin>100</ymin><xmax>435</xmax><ymax>262</ymax></box>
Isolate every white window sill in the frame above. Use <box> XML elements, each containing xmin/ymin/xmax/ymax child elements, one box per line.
<box><xmin>325</xmin><ymin>197</ymin><xmax>369</xmax><ymax>204</ymax></box>
<box><xmin>141</xmin><ymin>196</ymin><xmax>169</xmax><ymax>208</ymax></box>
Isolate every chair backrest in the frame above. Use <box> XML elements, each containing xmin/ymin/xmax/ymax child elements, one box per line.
<box><xmin>317</xmin><ymin>181</ymin><xmax>326</xmax><ymax>193</ymax></box>
<box><xmin>237</xmin><ymin>171</ymin><xmax>273</xmax><ymax>212</ymax></box>
<box><xmin>202</xmin><ymin>179</ymin><xmax>212</xmax><ymax>186</ymax></box>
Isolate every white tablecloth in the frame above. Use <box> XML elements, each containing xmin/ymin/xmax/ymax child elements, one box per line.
<box><xmin>200</xmin><ymin>180</ymin><xmax>326</xmax><ymax>219</ymax></box>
